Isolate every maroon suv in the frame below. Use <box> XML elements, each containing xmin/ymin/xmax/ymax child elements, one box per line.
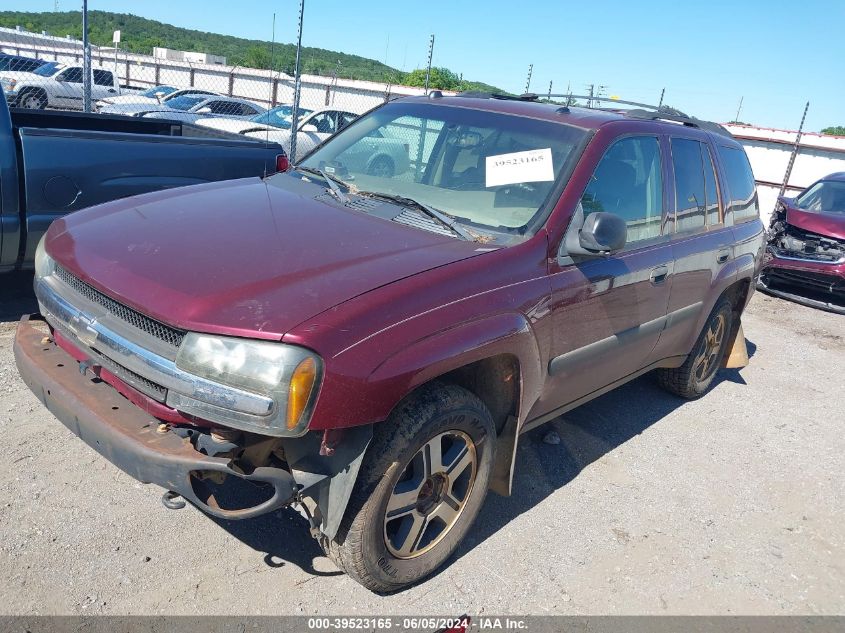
<box><xmin>759</xmin><ymin>172</ymin><xmax>845</xmax><ymax>313</ymax></box>
<box><xmin>14</xmin><ymin>94</ymin><xmax>765</xmax><ymax>592</ymax></box>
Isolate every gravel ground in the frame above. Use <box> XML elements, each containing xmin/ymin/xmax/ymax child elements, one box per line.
<box><xmin>0</xmin><ymin>275</ymin><xmax>842</xmax><ymax>615</ymax></box>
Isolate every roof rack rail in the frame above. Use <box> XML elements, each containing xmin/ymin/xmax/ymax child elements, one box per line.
<box><xmin>544</xmin><ymin>94</ymin><xmax>732</xmax><ymax>138</ymax></box>
<box><xmin>456</xmin><ymin>91</ymin><xmax>538</xmax><ymax>101</ymax></box>
<box><xmin>455</xmin><ymin>92</ymin><xmax>732</xmax><ymax>138</ymax></box>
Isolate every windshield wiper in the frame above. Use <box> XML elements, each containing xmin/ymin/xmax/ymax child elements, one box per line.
<box><xmin>297</xmin><ymin>166</ymin><xmax>349</xmax><ymax>204</ymax></box>
<box><xmin>358</xmin><ymin>191</ymin><xmax>472</xmax><ymax>241</ymax></box>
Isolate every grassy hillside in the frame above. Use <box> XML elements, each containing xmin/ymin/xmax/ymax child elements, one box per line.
<box><xmin>0</xmin><ymin>10</ymin><xmax>504</xmax><ymax>92</ymax></box>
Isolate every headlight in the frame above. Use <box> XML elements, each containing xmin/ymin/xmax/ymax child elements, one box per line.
<box><xmin>176</xmin><ymin>333</ymin><xmax>322</xmax><ymax>435</ymax></box>
<box><xmin>33</xmin><ymin>235</ymin><xmax>55</xmax><ymax>279</ymax></box>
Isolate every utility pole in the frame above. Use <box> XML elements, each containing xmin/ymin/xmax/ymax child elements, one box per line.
<box><xmin>424</xmin><ymin>34</ymin><xmax>435</xmax><ymax>95</ymax></box>
<box><xmin>54</xmin><ymin>0</ymin><xmax>59</xmax><ymax>11</ymax></box>
<box><xmin>524</xmin><ymin>64</ymin><xmax>533</xmax><ymax>94</ymax></box>
<box><xmin>81</xmin><ymin>0</ymin><xmax>92</xmax><ymax>112</ymax></box>
<box><xmin>658</xmin><ymin>87</ymin><xmax>665</xmax><ymax>108</ymax></box>
<box><xmin>734</xmin><ymin>96</ymin><xmax>744</xmax><ymax>123</ymax></box>
<box><xmin>586</xmin><ymin>84</ymin><xmax>594</xmax><ymax>108</ymax></box>
<box><xmin>288</xmin><ymin>0</ymin><xmax>305</xmax><ymax>163</ymax></box>
<box><xmin>547</xmin><ymin>80</ymin><xmax>553</xmax><ymax>101</ymax></box>
<box><xmin>778</xmin><ymin>101</ymin><xmax>810</xmax><ymax>201</ymax></box>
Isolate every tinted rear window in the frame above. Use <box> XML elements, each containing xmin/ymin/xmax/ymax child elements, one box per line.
<box><xmin>716</xmin><ymin>145</ymin><xmax>759</xmax><ymax>222</ymax></box>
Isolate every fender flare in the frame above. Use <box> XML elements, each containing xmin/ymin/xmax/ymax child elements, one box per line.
<box><xmin>368</xmin><ymin>311</ymin><xmax>545</xmax><ymax>496</ymax></box>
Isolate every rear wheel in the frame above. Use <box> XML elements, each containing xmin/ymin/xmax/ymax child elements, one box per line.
<box><xmin>324</xmin><ymin>382</ymin><xmax>495</xmax><ymax>592</ymax></box>
<box><xmin>16</xmin><ymin>89</ymin><xmax>47</xmax><ymax>109</ymax></box>
<box><xmin>657</xmin><ymin>298</ymin><xmax>733</xmax><ymax>399</ymax></box>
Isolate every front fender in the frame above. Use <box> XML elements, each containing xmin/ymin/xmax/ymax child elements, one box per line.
<box><xmin>368</xmin><ymin>311</ymin><xmax>544</xmax><ymax>419</ymax></box>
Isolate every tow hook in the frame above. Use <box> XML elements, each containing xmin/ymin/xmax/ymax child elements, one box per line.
<box><xmin>161</xmin><ymin>490</ymin><xmax>186</xmax><ymax>510</ymax></box>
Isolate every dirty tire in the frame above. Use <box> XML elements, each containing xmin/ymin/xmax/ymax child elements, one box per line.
<box><xmin>324</xmin><ymin>382</ymin><xmax>495</xmax><ymax>592</ymax></box>
<box><xmin>367</xmin><ymin>155</ymin><xmax>395</xmax><ymax>178</ymax></box>
<box><xmin>657</xmin><ymin>297</ymin><xmax>734</xmax><ymax>399</ymax></box>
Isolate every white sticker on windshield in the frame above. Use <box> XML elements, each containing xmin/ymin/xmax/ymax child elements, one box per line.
<box><xmin>485</xmin><ymin>148</ymin><xmax>554</xmax><ymax>187</ymax></box>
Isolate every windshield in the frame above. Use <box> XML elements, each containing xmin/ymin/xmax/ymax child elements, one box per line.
<box><xmin>33</xmin><ymin>62</ymin><xmax>61</xmax><ymax>77</ymax></box>
<box><xmin>250</xmin><ymin>105</ymin><xmax>313</xmax><ymax>128</ymax></box>
<box><xmin>796</xmin><ymin>180</ymin><xmax>845</xmax><ymax>215</ymax></box>
<box><xmin>298</xmin><ymin>101</ymin><xmax>587</xmax><ymax>236</ymax></box>
<box><xmin>141</xmin><ymin>85</ymin><xmax>176</xmax><ymax>98</ymax></box>
<box><xmin>165</xmin><ymin>95</ymin><xmax>207</xmax><ymax>111</ymax></box>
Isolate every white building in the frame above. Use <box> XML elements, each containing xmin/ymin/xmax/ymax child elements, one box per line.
<box><xmin>153</xmin><ymin>47</ymin><xmax>226</xmax><ymax>66</ymax></box>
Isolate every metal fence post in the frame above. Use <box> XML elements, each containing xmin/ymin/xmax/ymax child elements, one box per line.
<box><xmin>289</xmin><ymin>0</ymin><xmax>305</xmax><ymax>164</ymax></box>
<box><xmin>82</xmin><ymin>0</ymin><xmax>92</xmax><ymax>112</ymax></box>
<box><xmin>778</xmin><ymin>101</ymin><xmax>810</xmax><ymax>204</ymax></box>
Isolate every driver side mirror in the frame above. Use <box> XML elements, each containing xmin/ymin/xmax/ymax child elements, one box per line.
<box><xmin>564</xmin><ymin>210</ymin><xmax>627</xmax><ymax>257</ymax></box>
<box><xmin>196</xmin><ymin>106</ymin><xmax>212</xmax><ymax>114</ymax></box>
<box><xmin>300</xmin><ymin>123</ymin><xmax>318</xmax><ymax>133</ymax></box>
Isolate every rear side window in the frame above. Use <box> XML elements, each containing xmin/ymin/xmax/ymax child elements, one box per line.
<box><xmin>701</xmin><ymin>144</ymin><xmax>721</xmax><ymax>225</ymax></box>
<box><xmin>671</xmin><ymin>138</ymin><xmax>706</xmax><ymax>232</ymax></box>
<box><xmin>208</xmin><ymin>101</ymin><xmax>242</xmax><ymax>115</ymax></box>
<box><xmin>93</xmin><ymin>70</ymin><xmax>113</xmax><ymax>86</ymax></box>
<box><xmin>717</xmin><ymin>145</ymin><xmax>759</xmax><ymax>222</ymax></box>
<box><xmin>57</xmin><ymin>67</ymin><xmax>83</xmax><ymax>83</ymax></box>
<box><xmin>581</xmin><ymin>135</ymin><xmax>664</xmax><ymax>244</ymax></box>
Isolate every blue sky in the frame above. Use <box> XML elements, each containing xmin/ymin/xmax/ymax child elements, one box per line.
<box><xmin>9</xmin><ymin>0</ymin><xmax>844</xmax><ymax>131</ymax></box>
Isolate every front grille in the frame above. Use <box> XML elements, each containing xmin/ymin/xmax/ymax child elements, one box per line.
<box><xmin>90</xmin><ymin>347</ymin><xmax>167</xmax><ymax>401</ymax></box>
<box><xmin>55</xmin><ymin>265</ymin><xmax>186</xmax><ymax>348</ymax></box>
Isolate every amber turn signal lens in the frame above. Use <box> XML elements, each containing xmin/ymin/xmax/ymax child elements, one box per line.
<box><xmin>287</xmin><ymin>357</ymin><xmax>317</xmax><ymax>429</ymax></box>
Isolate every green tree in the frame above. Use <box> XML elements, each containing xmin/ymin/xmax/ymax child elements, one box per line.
<box><xmin>821</xmin><ymin>126</ymin><xmax>845</xmax><ymax>136</ymax></box>
<box><xmin>403</xmin><ymin>67</ymin><xmax>462</xmax><ymax>91</ymax></box>
<box><xmin>241</xmin><ymin>45</ymin><xmax>271</xmax><ymax>70</ymax></box>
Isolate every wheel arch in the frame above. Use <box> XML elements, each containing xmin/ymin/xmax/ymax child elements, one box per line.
<box><xmin>367</xmin><ymin>311</ymin><xmax>544</xmax><ymax>497</ymax></box>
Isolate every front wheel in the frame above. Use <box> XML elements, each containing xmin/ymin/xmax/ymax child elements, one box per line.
<box><xmin>324</xmin><ymin>382</ymin><xmax>495</xmax><ymax>592</ymax></box>
<box><xmin>16</xmin><ymin>90</ymin><xmax>47</xmax><ymax>109</ymax></box>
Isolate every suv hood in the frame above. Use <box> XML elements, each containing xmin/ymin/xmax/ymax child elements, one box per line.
<box><xmin>45</xmin><ymin>176</ymin><xmax>480</xmax><ymax>340</ymax></box>
<box><xmin>786</xmin><ymin>206</ymin><xmax>845</xmax><ymax>240</ymax></box>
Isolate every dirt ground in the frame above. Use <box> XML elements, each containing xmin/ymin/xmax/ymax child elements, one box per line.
<box><xmin>0</xmin><ymin>274</ymin><xmax>842</xmax><ymax>615</ymax></box>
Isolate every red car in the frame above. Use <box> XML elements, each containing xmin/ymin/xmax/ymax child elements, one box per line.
<box><xmin>14</xmin><ymin>94</ymin><xmax>764</xmax><ymax>591</ymax></box>
<box><xmin>760</xmin><ymin>173</ymin><xmax>845</xmax><ymax>313</ymax></box>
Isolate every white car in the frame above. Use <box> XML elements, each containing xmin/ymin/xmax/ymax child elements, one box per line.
<box><xmin>98</xmin><ymin>94</ymin><xmax>264</xmax><ymax>122</ymax></box>
<box><xmin>96</xmin><ymin>87</ymin><xmax>219</xmax><ymax>111</ymax></box>
<box><xmin>1</xmin><ymin>61</ymin><xmax>121</xmax><ymax>110</ymax></box>
<box><xmin>194</xmin><ymin>104</ymin><xmax>314</xmax><ymax>135</ymax></box>
<box><xmin>241</xmin><ymin>108</ymin><xmax>360</xmax><ymax>158</ymax></box>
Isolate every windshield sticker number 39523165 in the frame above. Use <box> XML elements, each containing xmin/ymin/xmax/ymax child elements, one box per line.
<box><xmin>485</xmin><ymin>148</ymin><xmax>554</xmax><ymax>187</ymax></box>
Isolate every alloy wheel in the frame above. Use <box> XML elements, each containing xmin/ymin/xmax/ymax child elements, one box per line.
<box><xmin>693</xmin><ymin>313</ymin><xmax>726</xmax><ymax>382</ymax></box>
<box><xmin>383</xmin><ymin>430</ymin><xmax>477</xmax><ymax>559</ymax></box>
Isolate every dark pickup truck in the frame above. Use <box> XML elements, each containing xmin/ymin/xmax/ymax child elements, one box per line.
<box><xmin>0</xmin><ymin>90</ymin><xmax>287</xmax><ymax>272</ymax></box>
<box><xmin>15</xmin><ymin>93</ymin><xmax>765</xmax><ymax>592</ymax></box>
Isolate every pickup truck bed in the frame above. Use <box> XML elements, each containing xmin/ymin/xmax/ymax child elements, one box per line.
<box><xmin>1</xmin><ymin>97</ymin><xmax>286</xmax><ymax>272</ymax></box>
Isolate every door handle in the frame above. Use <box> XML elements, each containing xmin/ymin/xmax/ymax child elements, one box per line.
<box><xmin>717</xmin><ymin>248</ymin><xmax>731</xmax><ymax>264</ymax></box>
<box><xmin>650</xmin><ymin>264</ymin><xmax>669</xmax><ymax>284</ymax></box>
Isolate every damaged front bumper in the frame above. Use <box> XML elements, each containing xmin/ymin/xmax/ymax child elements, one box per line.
<box><xmin>758</xmin><ymin>249</ymin><xmax>845</xmax><ymax>314</ymax></box>
<box><xmin>14</xmin><ymin>315</ymin><xmax>371</xmax><ymax>534</ymax></box>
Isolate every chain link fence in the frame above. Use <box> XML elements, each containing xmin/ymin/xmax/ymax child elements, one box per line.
<box><xmin>0</xmin><ymin>20</ymin><xmax>448</xmax><ymax>160</ymax></box>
